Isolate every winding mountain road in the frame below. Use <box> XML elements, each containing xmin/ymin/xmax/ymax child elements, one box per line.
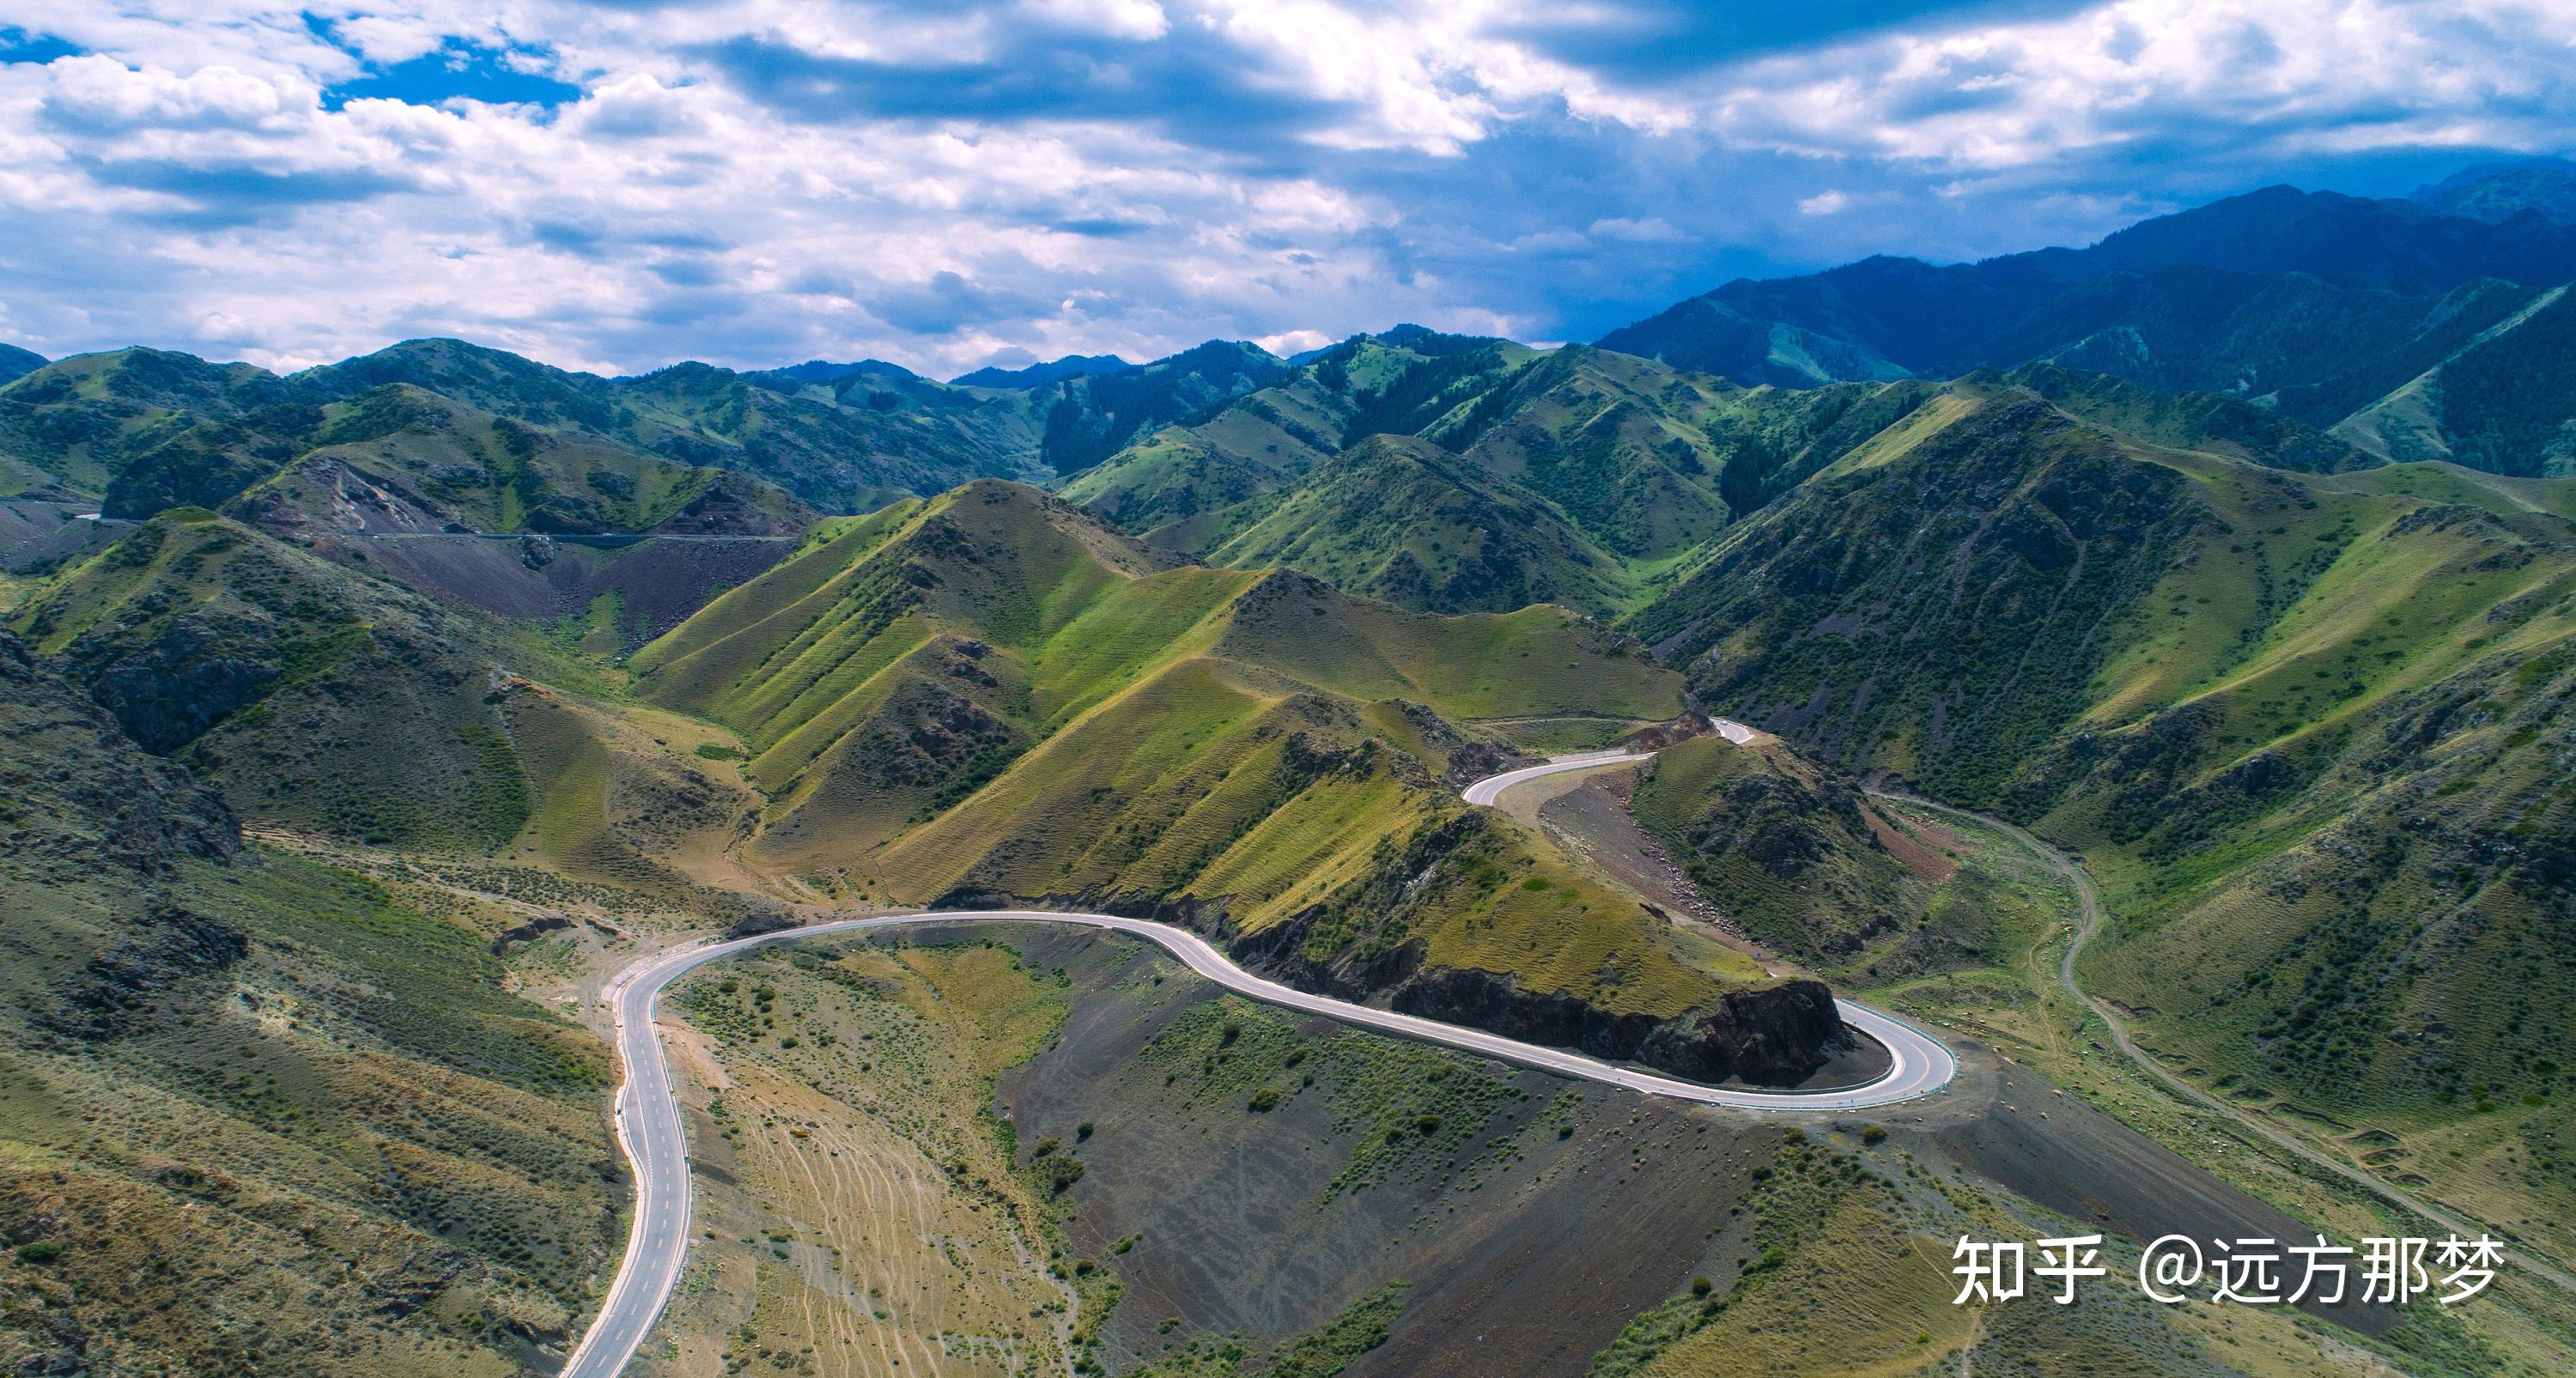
<box><xmin>562</xmin><ymin>739</ymin><xmax>1957</xmax><ymax>1377</ymax></box>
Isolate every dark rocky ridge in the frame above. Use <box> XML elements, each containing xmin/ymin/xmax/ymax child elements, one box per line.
<box><xmin>933</xmin><ymin>881</ymin><xmax>1850</xmax><ymax>1087</ymax></box>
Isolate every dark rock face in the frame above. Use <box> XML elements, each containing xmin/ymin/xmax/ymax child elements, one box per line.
<box><xmin>489</xmin><ymin>914</ymin><xmax>574</xmax><ymax>954</ymax></box>
<box><xmin>0</xmin><ymin>629</ymin><xmax>240</xmax><ymax>876</ymax></box>
<box><xmin>41</xmin><ymin>902</ymin><xmax>250</xmax><ymax>1040</ymax></box>
<box><xmin>933</xmin><ymin>883</ymin><xmax>1849</xmax><ymax>1088</ymax></box>
<box><xmin>1224</xmin><ymin>898</ymin><xmax>1845</xmax><ymax>1086</ymax></box>
<box><xmin>1219</xmin><ymin>901</ymin><xmax>1426</xmax><ymax>1003</ymax></box>
<box><xmin>657</xmin><ymin>474</ymin><xmax>810</xmax><ymax>537</ymax></box>
<box><xmin>80</xmin><ymin>616</ymin><xmax>277</xmax><ymax>754</ymax></box>
<box><xmin>1394</xmin><ymin>964</ymin><xmax>1844</xmax><ymax>1087</ymax></box>
<box><xmin>723</xmin><ymin>909</ymin><xmax>802</xmax><ymax>940</ymax></box>
<box><xmin>1378</xmin><ymin>701</ymin><xmax>1536</xmax><ymax>787</ymax></box>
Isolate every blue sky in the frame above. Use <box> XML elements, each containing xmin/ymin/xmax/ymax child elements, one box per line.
<box><xmin>0</xmin><ymin>1</ymin><xmax>2568</xmax><ymax>376</ymax></box>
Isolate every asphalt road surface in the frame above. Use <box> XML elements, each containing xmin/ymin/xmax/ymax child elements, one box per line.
<box><xmin>562</xmin><ymin>736</ymin><xmax>1956</xmax><ymax>1376</ymax></box>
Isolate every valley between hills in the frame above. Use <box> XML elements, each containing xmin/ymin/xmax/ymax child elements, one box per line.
<box><xmin>4</xmin><ymin>171</ymin><xmax>2576</xmax><ymax>1377</ymax></box>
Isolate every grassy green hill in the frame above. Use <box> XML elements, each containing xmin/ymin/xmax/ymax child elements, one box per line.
<box><xmin>10</xmin><ymin>510</ymin><xmax>552</xmax><ymax>852</ymax></box>
<box><xmin>2328</xmin><ymin>458</ymin><xmax>2576</xmax><ymax>520</ymax></box>
<box><xmin>1630</xmin><ymin>734</ymin><xmax>1947</xmax><ymax>970</ymax></box>
<box><xmin>1624</xmin><ymin>375</ymin><xmax>2576</xmax><ymax>1240</ymax></box>
<box><xmin>1017</xmin><ymin>338</ymin><xmax>1293</xmax><ymax>475</ymax></box>
<box><xmin>0</xmin><ymin>628</ymin><xmax>620</xmax><ymax>1375</ymax></box>
<box><xmin>1067</xmin><ymin>335</ymin><xmax>1956</xmax><ymax>618</ymax></box>
<box><xmin>1188</xmin><ymin>434</ymin><xmax>1629</xmax><ymax>614</ymax></box>
<box><xmin>289</xmin><ymin>340</ymin><xmax>1038</xmax><ymax>513</ymax></box>
<box><xmin>634</xmin><ymin>479</ymin><xmax>1680</xmax><ymax>843</ymax></box>
<box><xmin>0</xmin><ymin>335</ymin><xmax>1303</xmax><ymax>528</ymax></box>
<box><xmin>2</xmin><ymin>508</ymin><xmax>752</xmax><ymax>891</ymax></box>
<box><xmin>1627</xmin><ymin>384</ymin><xmax>2195</xmax><ymax>798</ymax></box>
<box><xmin>289</xmin><ymin>337</ymin><xmax>1292</xmax><ymax>512</ymax></box>
<box><xmin>0</xmin><ymin>345</ymin><xmax>821</xmax><ymax>539</ymax></box>
<box><xmin>2329</xmin><ymin>284</ymin><xmax>2576</xmax><ymax>477</ymax></box>
<box><xmin>0</xmin><ymin>348</ymin><xmax>307</xmax><ymax>507</ymax></box>
<box><xmin>628</xmin><ymin>479</ymin><xmax>1846</xmax><ymax>1083</ymax></box>
<box><xmin>1059</xmin><ymin>329</ymin><xmax>1538</xmax><ymax>537</ymax></box>
<box><xmin>2002</xmin><ymin>362</ymin><xmax>2374</xmax><ymax>472</ymax></box>
<box><xmin>1431</xmin><ymin>345</ymin><xmax>1741</xmax><ymax>566</ymax></box>
<box><xmin>230</xmin><ymin>383</ymin><xmax>811</xmax><ymax>537</ymax></box>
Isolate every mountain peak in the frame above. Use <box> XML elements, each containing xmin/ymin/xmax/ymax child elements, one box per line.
<box><xmin>2411</xmin><ymin>156</ymin><xmax>2576</xmax><ymax>226</ymax></box>
<box><xmin>0</xmin><ymin>342</ymin><xmax>46</xmax><ymax>386</ymax></box>
<box><xmin>767</xmin><ymin>358</ymin><xmax>921</xmax><ymax>385</ymax></box>
<box><xmin>950</xmin><ymin>353</ymin><xmax>1134</xmax><ymax>388</ymax></box>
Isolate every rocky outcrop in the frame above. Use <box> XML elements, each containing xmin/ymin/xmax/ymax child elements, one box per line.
<box><xmin>78</xmin><ymin>615</ymin><xmax>279</xmax><ymax>755</ymax></box>
<box><xmin>931</xmin><ymin>881</ymin><xmax>1850</xmax><ymax>1088</ymax></box>
<box><xmin>723</xmin><ymin>908</ymin><xmax>802</xmax><ymax>940</ymax></box>
<box><xmin>1220</xmin><ymin>901</ymin><xmax>1425</xmax><ymax>1003</ymax></box>
<box><xmin>1397</xmin><ymin>966</ymin><xmax>1846</xmax><ymax>1085</ymax></box>
<box><xmin>0</xmin><ymin>629</ymin><xmax>240</xmax><ymax>877</ymax></box>
<box><xmin>40</xmin><ymin>902</ymin><xmax>250</xmax><ymax>1040</ymax></box>
<box><xmin>489</xmin><ymin>914</ymin><xmax>574</xmax><ymax>954</ymax></box>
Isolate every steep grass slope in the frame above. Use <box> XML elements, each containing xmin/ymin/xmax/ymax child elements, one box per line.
<box><xmin>2329</xmin><ymin>284</ymin><xmax>2576</xmax><ymax>477</ymax></box>
<box><xmin>5</xmin><ymin>509</ymin><xmax>742</xmax><ymax>886</ymax></box>
<box><xmin>1629</xmin><ymin>385</ymin><xmax>2199</xmax><ymax>798</ymax></box>
<box><xmin>632</xmin><ymin>480</ymin><xmax>1844</xmax><ymax>1084</ymax></box>
<box><xmin>1630</xmin><ymin>734</ymin><xmax>1946</xmax><ymax>970</ymax></box>
<box><xmin>1625</xmin><ymin>376</ymin><xmax>2576</xmax><ymax>1227</ymax></box>
<box><xmin>294</xmin><ymin>337</ymin><xmax>1290</xmax><ymax>512</ymax></box>
<box><xmin>0</xmin><ymin>345</ymin><xmax>818</xmax><ymax>540</ymax></box>
<box><xmin>0</xmin><ymin>629</ymin><xmax>619</xmax><ymax>1375</ymax></box>
<box><xmin>1069</xmin><ymin>336</ymin><xmax>1953</xmax><ymax>618</ymax></box>
<box><xmin>1192</xmin><ymin>434</ymin><xmax>1629</xmax><ymax>614</ymax></box>
<box><xmin>1059</xmin><ymin>329</ymin><xmax>1539</xmax><ymax>539</ymax></box>
<box><xmin>1433</xmin><ymin>345</ymin><xmax>1746</xmax><ymax>565</ymax></box>
<box><xmin>0</xmin><ymin>333</ymin><xmax>1281</xmax><ymax>531</ymax></box>
<box><xmin>0</xmin><ymin>349</ymin><xmax>304</xmax><ymax>509</ymax></box>
<box><xmin>11</xmin><ymin>511</ymin><xmax>541</xmax><ymax>852</ymax></box>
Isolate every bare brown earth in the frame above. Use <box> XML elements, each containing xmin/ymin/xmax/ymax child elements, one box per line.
<box><xmin>1536</xmin><ymin>769</ymin><xmax>1741</xmax><ymax>939</ymax></box>
<box><xmin>1862</xmin><ymin>800</ymin><xmax>1959</xmax><ymax>885</ymax></box>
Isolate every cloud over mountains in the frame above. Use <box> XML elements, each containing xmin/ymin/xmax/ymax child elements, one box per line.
<box><xmin>2</xmin><ymin>1</ymin><xmax>2571</xmax><ymax>375</ymax></box>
